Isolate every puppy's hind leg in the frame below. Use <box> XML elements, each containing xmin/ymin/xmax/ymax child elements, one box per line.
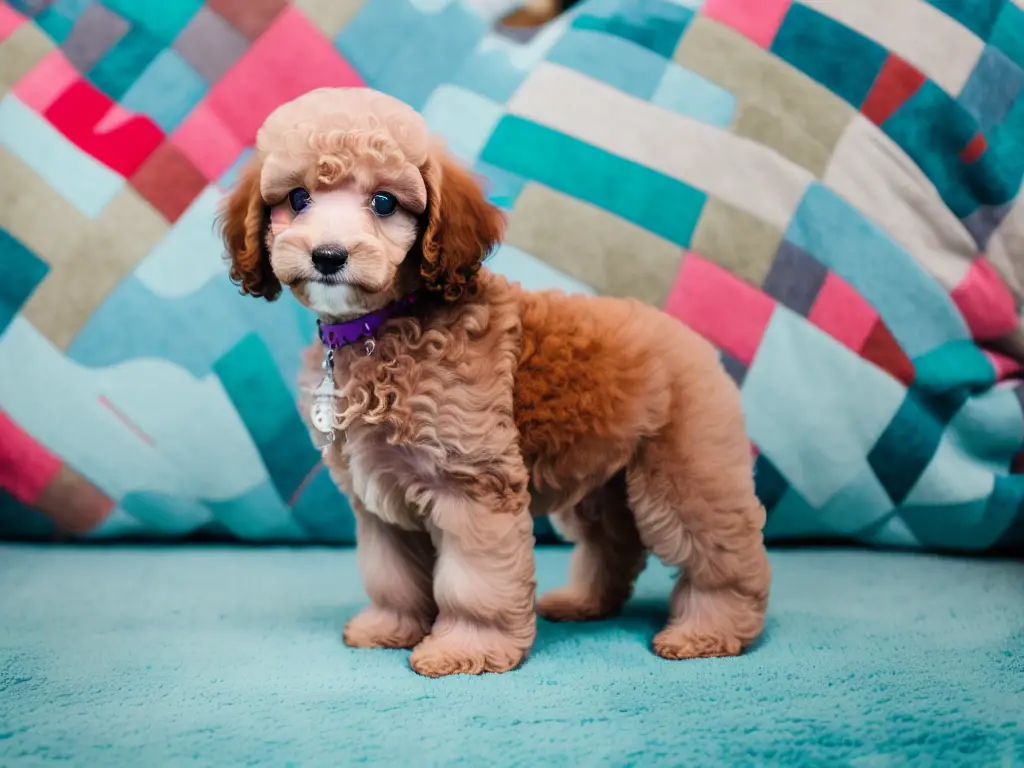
<box><xmin>626</xmin><ymin>377</ymin><xmax>770</xmax><ymax>659</ymax></box>
<box><xmin>537</xmin><ymin>473</ymin><xmax>647</xmax><ymax>622</ymax></box>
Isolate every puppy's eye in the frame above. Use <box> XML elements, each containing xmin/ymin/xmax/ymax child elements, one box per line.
<box><xmin>288</xmin><ymin>187</ymin><xmax>312</xmax><ymax>213</ymax></box>
<box><xmin>370</xmin><ymin>191</ymin><xmax>398</xmax><ymax>217</ymax></box>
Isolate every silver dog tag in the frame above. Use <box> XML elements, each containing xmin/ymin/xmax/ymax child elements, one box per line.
<box><xmin>308</xmin><ymin>373</ymin><xmax>336</xmax><ymax>450</ymax></box>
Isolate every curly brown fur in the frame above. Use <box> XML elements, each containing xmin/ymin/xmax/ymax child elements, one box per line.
<box><xmin>219</xmin><ymin>87</ymin><xmax>771</xmax><ymax>677</ymax></box>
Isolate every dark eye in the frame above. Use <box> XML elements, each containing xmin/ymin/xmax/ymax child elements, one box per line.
<box><xmin>288</xmin><ymin>187</ymin><xmax>312</xmax><ymax>213</ymax></box>
<box><xmin>370</xmin><ymin>191</ymin><xmax>398</xmax><ymax>217</ymax></box>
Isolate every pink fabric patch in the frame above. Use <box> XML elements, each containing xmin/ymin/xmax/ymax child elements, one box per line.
<box><xmin>808</xmin><ymin>272</ymin><xmax>879</xmax><ymax>352</ymax></box>
<box><xmin>205</xmin><ymin>6</ymin><xmax>364</xmax><ymax>145</ymax></box>
<box><xmin>702</xmin><ymin>0</ymin><xmax>792</xmax><ymax>48</ymax></box>
<box><xmin>0</xmin><ymin>410</ymin><xmax>62</xmax><ymax>504</ymax></box>
<box><xmin>13</xmin><ymin>49</ymin><xmax>79</xmax><ymax>113</ymax></box>
<box><xmin>985</xmin><ymin>350</ymin><xmax>1023</xmax><ymax>381</ymax></box>
<box><xmin>665</xmin><ymin>252</ymin><xmax>776</xmax><ymax>366</ymax></box>
<box><xmin>171</xmin><ymin>102</ymin><xmax>245</xmax><ymax>181</ymax></box>
<box><xmin>0</xmin><ymin>3</ymin><xmax>25</xmax><ymax>42</ymax></box>
<box><xmin>94</xmin><ymin>103</ymin><xmax>138</xmax><ymax>134</ymax></box>
<box><xmin>951</xmin><ymin>256</ymin><xmax>1021</xmax><ymax>340</ymax></box>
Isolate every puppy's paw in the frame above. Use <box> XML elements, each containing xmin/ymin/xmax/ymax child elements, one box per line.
<box><xmin>408</xmin><ymin>624</ymin><xmax>527</xmax><ymax>677</ymax></box>
<box><xmin>651</xmin><ymin>626</ymin><xmax>742</xmax><ymax>660</ymax></box>
<box><xmin>343</xmin><ymin>606</ymin><xmax>428</xmax><ymax>650</ymax></box>
<box><xmin>537</xmin><ymin>588</ymin><xmax>618</xmax><ymax>622</ymax></box>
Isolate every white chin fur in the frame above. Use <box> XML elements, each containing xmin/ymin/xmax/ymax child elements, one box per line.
<box><xmin>305</xmin><ymin>282</ymin><xmax>365</xmax><ymax>318</ymax></box>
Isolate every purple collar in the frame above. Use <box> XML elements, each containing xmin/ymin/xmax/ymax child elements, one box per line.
<box><xmin>317</xmin><ymin>294</ymin><xmax>419</xmax><ymax>350</ymax></box>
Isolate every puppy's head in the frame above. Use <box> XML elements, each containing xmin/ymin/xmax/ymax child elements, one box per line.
<box><xmin>218</xmin><ymin>88</ymin><xmax>504</xmax><ymax>318</ymax></box>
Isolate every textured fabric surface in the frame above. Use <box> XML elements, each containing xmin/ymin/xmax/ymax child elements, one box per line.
<box><xmin>0</xmin><ymin>546</ymin><xmax>1022</xmax><ymax>765</ymax></box>
<box><xmin>1</xmin><ymin>0</ymin><xmax>1024</xmax><ymax>549</ymax></box>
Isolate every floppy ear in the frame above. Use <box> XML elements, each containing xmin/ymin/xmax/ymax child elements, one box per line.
<box><xmin>218</xmin><ymin>161</ymin><xmax>281</xmax><ymax>301</ymax></box>
<box><xmin>419</xmin><ymin>146</ymin><xmax>505</xmax><ymax>301</ymax></box>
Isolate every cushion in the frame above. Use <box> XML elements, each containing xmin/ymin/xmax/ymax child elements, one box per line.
<box><xmin>1</xmin><ymin>0</ymin><xmax>1023</xmax><ymax>550</ymax></box>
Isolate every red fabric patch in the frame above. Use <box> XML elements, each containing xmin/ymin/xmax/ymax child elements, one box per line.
<box><xmin>860</xmin><ymin>320</ymin><xmax>915</xmax><ymax>385</ymax></box>
<box><xmin>951</xmin><ymin>256</ymin><xmax>1021</xmax><ymax>340</ymax></box>
<box><xmin>861</xmin><ymin>54</ymin><xmax>926</xmax><ymax>125</ymax></box>
<box><xmin>45</xmin><ymin>81</ymin><xmax>164</xmax><ymax>177</ymax></box>
<box><xmin>1012</xmin><ymin>448</ymin><xmax>1024</xmax><ymax>475</ymax></box>
<box><xmin>36</xmin><ymin>466</ymin><xmax>115</xmax><ymax>535</ymax></box>
<box><xmin>960</xmin><ymin>133</ymin><xmax>988</xmax><ymax>164</ymax></box>
<box><xmin>0</xmin><ymin>409</ymin><xmax>62</xmax><ymax>504</ymax></box>
<box><xmin>808</xmin><ymin>271</ymin><xmax>879</xmax><ymax>352</ymax></box>
<box><xmin>130</xmin><ymin>142</ymin><xmax>208</xmax><ymax>222</ymax></box>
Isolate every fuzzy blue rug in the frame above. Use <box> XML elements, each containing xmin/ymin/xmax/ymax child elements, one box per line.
<box><xmin>1</xmin><ymin>546</ymin><xmax>1021</xmax><ymax>765</ymax></box>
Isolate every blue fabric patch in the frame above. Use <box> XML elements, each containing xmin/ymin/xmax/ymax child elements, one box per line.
<box><xmin>572</xmin><ymin>0</ymin><xmax>693</xmax><ymax>59</ymax></box>
<box><xmin>651</xmin><ymin>63</ymin><xmax>735</xmax><ymax>126</ymax></box>
<box><xmin>120</xmin><ymin>48</ymin><xmax>207</xmax><ymax>133</ymax></box>
<box><xmin>786</xmin><ymin>183</ymin><xmax>970</xmax><ymax>358</ymax></box>
<box><xmin>547</xmin><ymin>28</ymin><xmax>668</xmax><ymax>100</ymax></box>
<box><xmin>959</xmin><ymin>45</ymin><xmax>1024</xmax><ymax>134</ymax></box>
<box><xmin>336</xmin><ymin>0</ymin><xmax>486</xmax><ymax>111</ymax></box>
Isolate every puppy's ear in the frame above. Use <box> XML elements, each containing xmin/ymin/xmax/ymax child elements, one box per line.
<box><xmin>419</xmin><ymin>146</ymin><xmax>505</xmax><ymax>301</ymax></box>
<box><xmin>218</xmin><ymin>161</ymin><xmax>281</xmax><ymax>301</ymax></box>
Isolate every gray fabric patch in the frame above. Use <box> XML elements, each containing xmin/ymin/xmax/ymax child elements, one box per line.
<box><xmin>762</xmin><ymin>240</ymin><xmax>827</xmax><ymax>316</ymax></box>
<box><xmin>173</xmin><ymin>6</ymin><xmax>248</xmax><ymax>83</ymax></box>
<box><xmin>963</xmin><ymin>202</ymin><xmax>1012</xmax><ymax>251</ymax></box>
<box><xmin>61</xmin><ymin>3</ymin><xmax>129</xmax><ymax>73</ymax></box>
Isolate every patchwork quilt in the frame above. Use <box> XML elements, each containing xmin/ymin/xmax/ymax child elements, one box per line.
<box><xmin>1</xmin><ymin>0</ymin><xmax>1023</xmax><ymax>551</ymax></box>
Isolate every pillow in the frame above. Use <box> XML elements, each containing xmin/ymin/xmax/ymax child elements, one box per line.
<box><xmin>1</xmin><ymin>0</ymin><xmax>1022</xmax><ymax>551</ymax></box>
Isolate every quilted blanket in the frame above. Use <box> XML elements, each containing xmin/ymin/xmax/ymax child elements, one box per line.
<box><xmin>1</xmin><ymin>0</ymin><xmax>1023</xmax><ymax>551</ymax></box>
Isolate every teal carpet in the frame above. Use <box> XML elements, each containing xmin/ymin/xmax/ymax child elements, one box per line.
<box><xmin>1</xmin><ymin>546</ymin><xmax>1021</xmax><ymax>766</ymax></box>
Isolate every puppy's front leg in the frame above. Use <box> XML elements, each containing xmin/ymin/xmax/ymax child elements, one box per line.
<box><xmin>344</xmin><ymin>503</ymin><xmax>437</xmax><ymax>650</ymax></box>
<box><xmin>409</xmin><ymin>497</ymin><xmax>536</xmax><ymax>677</ymax></box>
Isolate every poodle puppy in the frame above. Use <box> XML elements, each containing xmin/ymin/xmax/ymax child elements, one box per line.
<box><xmin>219</xmin><ymin>87</ymin><xmax>771</xmax><ymax>677</ymax></box>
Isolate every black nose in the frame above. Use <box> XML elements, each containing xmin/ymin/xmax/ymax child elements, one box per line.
<box><xmin>311</xmin><ymin>245</ymin><xmax>348</xmax><ymax>275</ymax></box>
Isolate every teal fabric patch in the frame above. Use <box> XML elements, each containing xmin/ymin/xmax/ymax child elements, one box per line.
<box><xmin>921</xmin><ymin>0</ymin><xmax>1005</xmax><ymax>40</ymax></box>
<box><xmin>990</xmin><ymin>1</ymin><xmax>1024</xmax><ymax>69</ymax></box>
<box><xmin>903</xmin><ymin>474</ymin><xmax>1024</xmax><ymax>550</ymax></box>
<box><xmin>0</xmin><ymin>228</ymin><xmax>49</xmax><ymax>336</ymax></box>
<box><xmin>771</xmin><ymin>3</ymin><xmax>888</xmax><ymax>108</ymax></box>
<box><xmin>984</xmin><ymin>79</ymin><xmax>1024</xmax><ymax>204</ymax></box>
<box><xmin>99</xmin><ymin>0</ymin><xmax>203</xmax><ymax>44</ymax></box>
<box><xmin>120</xmin><ymin>49</ymin><xmax>207</xmax><ymax>132</ymax></box>
<box><xmin>885</xmin><ymin>80</ymin><xmax>1019</xmax><ymax>216</ymax></box>
<box><xmin>0</xmin><ymin>490</ymin><xmax>56</xmax><ymax>539</ymax></box>
<box><xmin>213</xmin><ymin>334</ymin><xmax>320</xmax><ymax>503</ymax></box>
<box><xmin>32</xmin><ymin>0</ymin><xmax>91</xmax><ymax>44</ymax></box>
<box><xmin>547</xmin><ymin>29</ymin><xmax>668</xmax><ymax>100</ymax></box>
<box><xmin>572</xmin><ymin>0</ymin><xmax>693</xmax><ymax>59</ymax></box>
<box><xmin>913</xmin><ymin>340</ymin><xmax>996</xmax><ymax>420</ymax></box>
<box><xmin>291</xmin><ymin>467</ymin><xmax>355</xmax><ymax>543</ymax></box>
<box><xmin>754</xmin><ymin>453</ymin><xmax>788</xmax><ymax>513</ymax></box>
<box><xmin>87</xmin><ymin>23</ymin><xmax>165</xmax><ymax>100</ymax></box>
<box><xmin>481</xmin><ymin>116</ymin><xmax>706</xmax><ymax>246</ymax></box>
<box><xmin>868</xmin><ymin>392</ymin><xmax>945</xmax><ymax>505</ymax></box>
<box><xmin>205</xmin><ymin>482</ymin><xmax>306</xmax><ymax>541</ymax></box>
<box><xmin>120</xmin><ymin>490</ymin><xmax>212</xmax><ymax>535</ymax></box>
